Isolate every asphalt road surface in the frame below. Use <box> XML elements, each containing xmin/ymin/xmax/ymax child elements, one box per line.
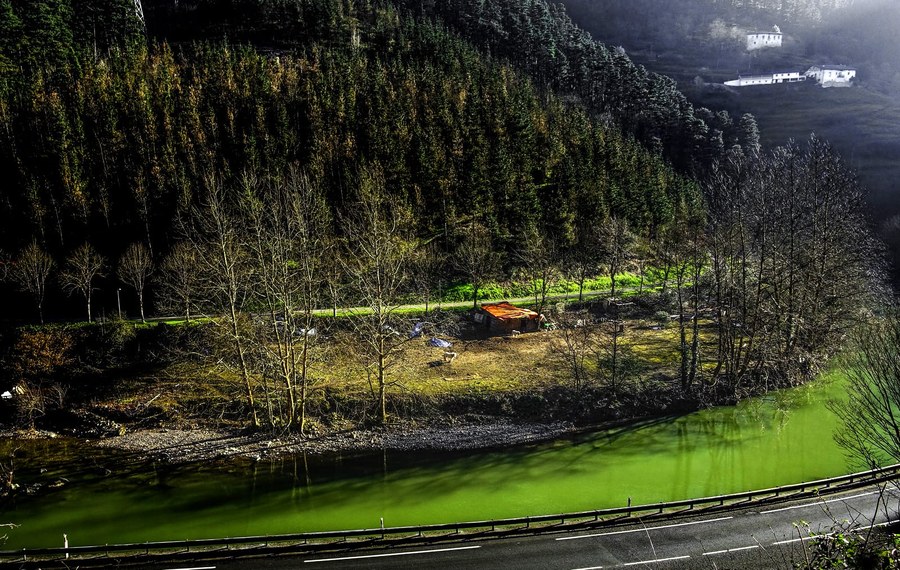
<box><xmin>144</xmin><ymin>485</ymin><xmax>899</xmax><ymax>570</ymax></box>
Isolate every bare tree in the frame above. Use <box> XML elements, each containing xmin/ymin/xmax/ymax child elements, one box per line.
<box><xmin>342</xmin><ymin>165</ymin><xmax>416</xmax><ymax>425</ymax></box>
<box><xmin>599</xmin><ymin>217</ymin><xmax>636</xmax><ymax>299</ymax></box>
<box><xmin>411</xmin><ymin>241</ymin><xmax>446</xmax><ymax>315</ymax></box>
<box><xmin>704</xmin><ymin>137</ymin><xmax>881</xmax><ymax>396</ymax></box>
<box><xmin>567</xmin><ymin>223</ymin><xmax>603</xmax><ymax>302</ymax></box>
<box><xmin>11</xmin><ymin>242</ymin><xmax>54</xmax><ymax>324</ymax></box>
<box><xmin>190</xmin><ymin>174</ymin><xmax>259</xmax><ymax>428</ymax></box>
<box><xmin>831</xmin><ymin>317</ymin><xmax>900</xmax><ymax>469</ymax></box>
<box><xmin>553</xmin><ymin>312</ymin><xmax>595</xmax><ymax>392</ymax></box>
<box><xmin>517</xmin><ymin>229</ymin><xmax>559</xmax><ymax>316</ymax></box>
<box><xmin>159</xmin><ymin>241</ymin><xmax>199</xmax><ymax>322</ymax></box>
<box><xmin>60</xmin><ymin>243</ymin><xmax>106</xmax><ymax>322</ymax></box>
<box><xmin>453</xmin><ymin>221</ymin><xmax>500</xmax><ymax>309</ymax></box>
<box><xmin>242</xmin><ymin>167</ymin><xmax>329</xmax><ymax>433</ymax></box>
<box><xmin>117</xmin><ymin>242</ymin><xmax>153</xmax><ymax>323</ymax></box>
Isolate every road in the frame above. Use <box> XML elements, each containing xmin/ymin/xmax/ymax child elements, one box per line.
<box><xmin>145</xmin><ymin>485</ymin><xmax>898</xmax><ymax>570</ymax></box>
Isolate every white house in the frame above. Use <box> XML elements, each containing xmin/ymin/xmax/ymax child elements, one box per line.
<box><xmin>805</xmin><ymin>65</ymin><xmax>856</xmax><ymax>87</ymax></box>
<box><xmin>772</xmin><ymin>71</ymin><xmax>804</xmax><ymax>83</ymax></box>
<box><xmin>725</xmin><ymin>71</ymin><xmax>804</xmax><ymax>87</ymax></box>
<box><xmin>747</xmin><ymin>26</ymin><xmax>783</xmax><ymax>51</ymax></box>
<box><xmin>726</xmin><ymin>75</ymin><xmax>775</xmax><ymax>87</ymax></box>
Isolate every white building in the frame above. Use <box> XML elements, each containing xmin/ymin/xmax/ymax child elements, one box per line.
<box><xmin>725</xmin><ymin>71</ymin><xmax>804</xmax><ymax>87</ymax></box>
<box><xmin>747</xmin><ymin>26</ymin><xmax>783</xmax><ymax>51</ymax></box>
<box><xmin>805</xmin><ymin>65</ymin><xmax>856</xmax><ymax>87</ymax></box>
<box><xmin>726</xmin><ymin>75</ymin><xmax>775</xmax><ymax>87</ymax></box>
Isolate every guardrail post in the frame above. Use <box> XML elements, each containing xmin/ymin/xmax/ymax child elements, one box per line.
<box><xmin>526</xmin><ymin>517</ymin><xmax>530</xmax><ymax>529</ymax></box>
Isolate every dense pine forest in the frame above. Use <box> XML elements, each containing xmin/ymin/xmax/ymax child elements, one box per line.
<box><xmin>0</xmin><ymin>0</ymin><xmax>730</xmax><ymax>321</ymax></box>
<box><xmin>0</xmin><ymin>0</ymin><xmax>884</xmax><ymax>432</ymax></box>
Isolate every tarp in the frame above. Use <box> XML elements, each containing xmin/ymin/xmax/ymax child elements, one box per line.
<box><xmin>410</xmin><ymin>322</ymin><xmax>426</xmax><ymax>339</ymax></box>
<box><xmin>428</xmin><ymin>337</ymin><xmax>452</xmax><ymax>349</ymax></box>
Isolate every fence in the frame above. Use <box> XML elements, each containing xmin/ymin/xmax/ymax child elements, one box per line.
<box><xmin>4</xmin><ymin>462</ymin><xmax>900</xmax><ymax>564</ymax></box>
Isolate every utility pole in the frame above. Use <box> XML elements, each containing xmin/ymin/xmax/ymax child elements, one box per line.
<box><xmin>117</xmin><ymin>288</ymin><xmax>122</xmax><ymax>320</ymax></box>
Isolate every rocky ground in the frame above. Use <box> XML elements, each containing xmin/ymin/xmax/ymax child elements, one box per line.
<box><xmin>93</xmin><ymin>418</ymin><xmax>577</xmax><ymax>463</ymax></box>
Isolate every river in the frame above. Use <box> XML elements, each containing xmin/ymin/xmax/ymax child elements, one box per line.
<box><xmin>0</xmin><ymin>370</ymin><xmax>853</xmax><ymax>550</ymax></box>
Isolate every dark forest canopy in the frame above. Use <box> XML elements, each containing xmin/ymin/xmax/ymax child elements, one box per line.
<box><xmin>0</xmin><ymin>0</ymin><xmax>711</xmax><ymax>320</ymax></box>
<box><xmin>143</xmin><ymin>0</ymin><xmax>742</xmax><ymax>176</ymax></box>
<box><xmin>0</xmin><ymin>0</ymin><xmax>881</xmax><ymax>329</ymax></box>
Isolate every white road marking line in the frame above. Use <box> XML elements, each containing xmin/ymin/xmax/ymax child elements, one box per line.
<box><xmin>570</xmin><ymin>566</ymin><xmax>604</xmax><ymax>570</ymax></box>
<box><xmin>760</xmin><ymin>492</ymin><xmax>877</xmax><ymax>514</ymax></box>
<box><xmin>556</xmin><ymin>517</ymin><xmax>733</xmax><ymax>541</ymax></box>
<box><xmin>621</xmin><ymin>555</ymin><xmax>692</xmax><ymax>566</ymax></box>
<box><xmin>773</xmin><ymin>535</ymin><xmax>819</xmax><ymax>545</ymax></box>
<box><xmin>304</xmin><ymin>545</ymin><xmax>482</xmax><ymax>563</ymax></box>
<box><xmin>702</xmin><ymin>545</ymin><xmax>759</xmax><ymax>556</ymax></box>
<box><xmin>165</xmin><ymin>567</ymin><xmax>216</xmax><ymax>570</ymax></box>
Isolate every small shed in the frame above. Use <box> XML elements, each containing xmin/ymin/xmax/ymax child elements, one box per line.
<box><xmin>476</xmin><ymin>302</ymin><xmax>542</xmax><ymax>334</ymax></box>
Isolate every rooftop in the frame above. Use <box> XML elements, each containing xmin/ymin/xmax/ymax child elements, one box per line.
<box><xmin>811</xmin><ymin>65</ymin><xmax>855</xmax><ymax>71</ymax></box>
<box><xmin>480</xmin><ymin>302</ymin><xmax>540</xmax><ymax>321</ymax></box>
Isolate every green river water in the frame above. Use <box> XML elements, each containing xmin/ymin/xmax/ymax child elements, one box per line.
<box><xmin>0</xmin><ymin>372</ymin><xmax>853</xmax><ymax>550</ymax></box>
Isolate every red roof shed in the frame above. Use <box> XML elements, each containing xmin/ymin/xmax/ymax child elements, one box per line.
<box><xmin>477</xmin><ymin>302</ymin><xmax>542</xmax><ymax>333</ymax></box>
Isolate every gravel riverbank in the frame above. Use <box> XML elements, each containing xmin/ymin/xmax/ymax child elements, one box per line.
<box><xmin>94</xmin><ymin>419</ymin><xmax>577</xmax><ymax>463</ymax></box>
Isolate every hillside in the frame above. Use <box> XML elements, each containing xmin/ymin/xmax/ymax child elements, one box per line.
<box><xmin>0</xmin><ymin>0</ymin><xmax>710</xmax><ymax>321</ymax></box>
<box><xmin>559</xmin><ymin>0</ymin><xmax>900</xmax><ymax>266</ymax></box>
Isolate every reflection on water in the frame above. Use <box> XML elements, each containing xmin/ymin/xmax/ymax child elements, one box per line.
<box><xmin>0</xmin><ymin>371</ymin><xmax>850</xmax><ymax>549</ymax></box>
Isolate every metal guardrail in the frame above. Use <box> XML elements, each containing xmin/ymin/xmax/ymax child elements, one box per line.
<box><xmin>4</xmin><ymin>462</ymin><xmax>900</xmax><ymax>563</ymax></box>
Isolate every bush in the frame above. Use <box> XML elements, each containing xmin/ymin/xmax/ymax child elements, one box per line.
<box><xmin>653</xmin><ymin>311</ymin><xmax>670</xmax><ymax>328</ymax></box>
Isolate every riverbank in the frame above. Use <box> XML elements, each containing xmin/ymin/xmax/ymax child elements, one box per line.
<box><xmin>93</xmin><ymin>418</ymin><xmax>577</xmax><ymax>463</ymax></box>
<box><xmin>0</xmin><ymin>373</ymin><xmax>852</xmax><ymax>551</ymax></box>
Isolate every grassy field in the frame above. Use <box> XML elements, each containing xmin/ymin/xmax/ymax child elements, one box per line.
<box><xmin>98</xmin><ymin>308</ymin><xmax>718</xmax><ymax>430</ymax></box>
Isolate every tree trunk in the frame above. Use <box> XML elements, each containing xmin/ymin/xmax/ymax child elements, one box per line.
<box><xmin>378</xmin><ymin>352</ymin><xmax>387</xmax><ymax>425</ymax></box>
<box><xmin>231</xmin><ymin>303</ymin><xmax>259</xmax><ymax>427</ymax></box>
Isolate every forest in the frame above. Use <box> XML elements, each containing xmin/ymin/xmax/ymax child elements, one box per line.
<box><xmin>0</xmin><ymin>0</ymin><xmax>884</xmax><ymax>432</ymax></box>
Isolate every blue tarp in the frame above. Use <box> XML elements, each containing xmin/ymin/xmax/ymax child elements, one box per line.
<box><xmin>428</xmin><ymin>337</ymin><xmax>452</xmax><ymax>349</ymax></box>
<box><xmin>410</xmin><ymin>322</ymin><xmax>426</xmax><ymax>339</ymax></box>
